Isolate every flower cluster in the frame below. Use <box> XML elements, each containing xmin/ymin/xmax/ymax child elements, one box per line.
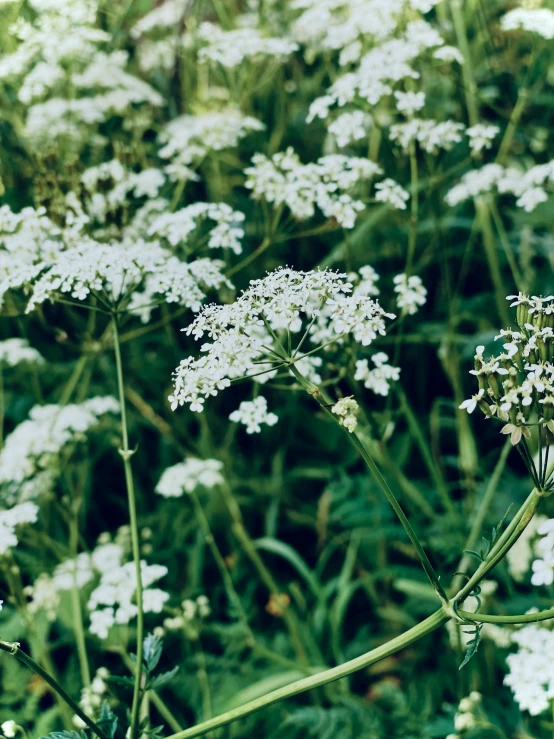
<box><xmin>331</xmin><ymin>396</ymin><xmax>359</xmax><ymax>433</ymax></box>
<box><xmin>393</xmin><ymin>273</ymin><xmax>427</xmax><ymax>315</ymax></box>
<box><xmin>354</xmin><ymin>352</ymin><xmax>401</xmax><ymax>396</ymax></box>
<box><xmin>74</xmin><ymin>668</ymin><xmax>110</xmax><ymax>729</ymax></box>
<box><xmin>156</xmin><ymin>458</ymin><xmax>224</xmax><ymax>497</ymax></box>
<box><xmin>245</xmin><ymin>149</ymin><xmax>400</xmax><ymax>227</ymax></box>
<box><xmin>197</xmin><ymin>23</ymin><xmax>299</xmax><ymax>68</ymax></box>
<box><xmin>0</xmin><ymin>397</ymin><xmax>119</xmax><ymax>505</ymax></box>
<box><xmin>158</xmin><ymin>111</ymin><xmax>265</xmax><ymax>181</ymax></box>
<box><xmin>170</xmin><ymin>268</ymin><xmax>394</xmax><ymax>414</ymax></box>
<box><xmin>505</xmin><ymin>623</ymin><xmax>554</xmax><ymax>715</ymax></box>
<box><xmin>460</xmin><ymin>295</ymin><xmax>554</xmax><ymax>485</ymax></box>
<box><xmin>0</xmin><ymin>338</ymin><xmax>44</xmax><ymax>367</ymax></box>
<box><xmin>445</xmin><ymin>160</ymin><xmax>554</xmax><ymax>212</ymax></box>
<box><xmin>501</xmin><ymin>7</ymin><xmax>554</xmax><ymax>40</ymax></box>
<box><xmin>148</xmin><ymin>202</ymin><xmax>245</xmax><ymax>254</ymax></box>
<box><xmin>230</xmin><ymin>396</ymin><xmax>279</xmax><ymax>434</ymax></box>
<box><xmin>0</xmin><ymin>502</ymin><xmax>39</xmax><ymax>556</ymax></box>
<box><xmin>530</xmin><ymin>519</ymin><xmax>554</xmax><ymax>586</ymax></box>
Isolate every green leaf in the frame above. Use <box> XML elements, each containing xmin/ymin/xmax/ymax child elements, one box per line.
<box><xmin>97</xmin><ymin>702</ymin><xmax>118</xmax><ymax>739</ymax></box>
<box><xmin>142</xmin><ymin>633</ymin><xmax>163</xmax><ymax>674</ymax></box>
<box><xmin>147</xmin><ymin>666</ymin><xmax>179</xmax><ymax>690</ymax></box>
<box><xmin>459</xmin><ymin>625</ymin><xmax>483</xmax><ymax>670</ymax></box>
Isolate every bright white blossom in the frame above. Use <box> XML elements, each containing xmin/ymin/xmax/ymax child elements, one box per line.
<box><xmin>170</xmin><ymin>268</ymin><xmax>394</xmax><ymax>413</ymax></box>
<box><xmin>393</xmin><ymin>273</ymin><xmax>427</xmax><ymax>314</ymax></box>
<box><xmin>355</xmin><ymin>352</ymin><xmax>400</xmax><ymax>396</ymax></box>
<box><xmin>0</xmin><ymin>338</ymin><xmax>44</xmax><ymax>367</ymax></box>
<box><xmin>0</xmin><ymin>502</ymin><xmax>39</xmax><ymax>556</ymax></box>
<box><xmin>328</xmin><ymin>111</ymin><xmax>372</xmax><ymax>148</ymax></box>
<box><xmin>505</xmin><ymin>623</ymin><xmax>554</xmax><ymax>715</ymax></box>
<box><xmin>501</xmin><ymin>8</ymin><xmax>554</xmax><ymax>40</ymax></box>
<box><xmin>245</xmin><ymin>148</ymin><xmax>385</xmax><ymax>228</ymax></box>
<box><xmin>331</xmin><ymin>396</ymin><xmax>359</xmax><ymax>432</ymax></box>
<box><xmin>374</xmin><ymin>178</ymin><xmax>410</xmax><ymax>209</ymax></box>
<box><xmin>466</xmin><ymin>124</ymin><xmax>500</xmax><ymax>153</ymax></box>
<box><xmin>230</xmin><ymin>396</ymin><xmax>279</xmax><ymax>434</ymax></box>
<box><xmin>197</xmin><ymin>23</ymin><xmax>299</xmax><ymax>68</ymax></box>
<box><xmin>156</xmin><ymin>458</ymin><xmax>224</xmax><ymax>497</ymax></box>
<box><xmin>148</xmin><ymin>203</ymin><xmax>245</xmax><ymax>254</ymax></box>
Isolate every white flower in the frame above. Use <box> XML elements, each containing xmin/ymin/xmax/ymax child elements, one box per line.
<box><xmin>245</xmin><ymin>148</ymin><xmax>383</xmax><ymax>228</ymax></box>
<box><xmin>156</xmin><ymin>458</ymin><xmax>224</xmax><ymax>497</ymax></box>
<box><xmin>230</xmin><ymin>396</ymin><xmax>278</xmax><ymax>434</ymax></box>
<box><xmin>354</xmin><ymin>353</ymin><xmax>400</xmax><ymax>396</ymax></box>
<box><xmin>0</xmin><ymin>502</ymin><xmax>39</xmax><ymax>556</ymax></box>
<box><xmin>170</xmin><ymin>268</ymin><xmax>394</xmax><ymax>413</ymax></box>
<box><xmin>148</xmin><ymin>203</ymin><xmax>245</xmax><ymax>254</ymax></box>
<box><xmin>394</xmin><ymin>91</ymin><xmax>425</xmax><ymax>117</ymax></box>
<box><xmin>505</xmin><ymin>624</ymin><xmax>554</xmax><ymax>715</ymax></box>
<box><xmin>374</xmin><ymin>178</ymin><xmax>410</xmax><ymax>209</ymax></box>
<box><xmin>331</xmin><ymin>396</ymin><xmax>359</xmax><ymax>432</ymax></box>
<box><xmin>393</xmin><ymin>273</ymin><xmax>427</xmax><ymax>314</ymax></box>
<box><xmin>328</xmin><ymin>111</ymin><xmax>371</xmax><ymax>148</ymax></box>
<box><xmin>459</xmin><ymin>389</ymin><xmax>485</xmax><ymax>414</ymax></box>
<box><xmin>1</xmin><ymin>721</ymin><xmax>18</xmax><ymax>738</ymax></box>
<box><xmin>466</xmin><ymin>124</ymin><xmax>500</xmax><ymax>153</ymax></box>
<box><xmin>197</xmin><ymin>23</ymin><xmax>298</xmax><ymax>68</ymax></box>
<box><xmin>0</xmin><ymin>338</ymin><xmax>44</xmax><ymax>367</ymax></box>
<box><xmin>501</xmin><ymin>8</ymin><xmax>554</xmax><ymax>40</ymax></box>
<box><xmin>433</xmin><ymin>45</ymin><xmax>464</xmax><ymax>63</ymax></box>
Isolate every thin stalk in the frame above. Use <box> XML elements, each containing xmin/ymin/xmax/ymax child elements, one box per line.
<box><xmin>162</xmin><ymin>609</ymin><xmax>449</xmax><ymax>739</ymax></box>
<box><xmin>69</xmin><ymin>511</ymin><xmax>91</xmax><ymax>687</ymax></box>
<box><xmin>451</xmin><ymin>438</ymin><xmax>512</xmax><ymax>593</ymax></box>
<box><xmin>112</xmin><ymin>314</ymin><xmax>144</xmax><ymax>739</ymax></box>
<box><xmin>194</xmin><ymin>637</ymin><xmax>214</xmax><ymax>739</ymax></box>
<box><xmin>0</xmin><ymin>641</ymin><xmax>107</xmax><ymax>739</ymax></box>
<box><xmin>58</xmin><ymin>354</ymin><xmax>89</xmax><ymax>406</ymax></box>
<box><xmin>458</xmin><ymin>607</ymin><xmax>554</xmax><ymax>625</ymax></box>
<box><xmin>288</xmin><ymin>364</ymin><xmax>449</xmax><ymax>608</ymax></box>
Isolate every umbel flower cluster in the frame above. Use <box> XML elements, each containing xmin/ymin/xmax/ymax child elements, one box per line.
<box><xmin>461</xmin><ymin>294</ymin><xmax>554</xmax><ymax>490</ymax></box>
<box><xmin>170</xmin><ymin>267</ymin><xmax>395</xmax><ymax>413</ymax></box>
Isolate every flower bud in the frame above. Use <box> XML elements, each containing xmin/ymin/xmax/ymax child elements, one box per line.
<box><xmin>516</xmin><ymin>301</ymin><xmax>531</xmax><ymax>330</ymax></box>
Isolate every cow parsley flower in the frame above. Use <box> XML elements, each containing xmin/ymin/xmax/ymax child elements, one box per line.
<box><xmin>501</xmin><ymin>8</ymin><xmax>554</xmax><ymax>40</ymax></box>
<box><xmin>88</xmin><ymin>558</ymin><xmax>169</xmax><ymax>639</ymax></box>
<box><xmin>331</xmin><ymin>396</ymin><xmax>359</xmax><ymax>432</ymax></box>
<box><xmin>197</xmin><ymin>23</ymin><xmax>299</xmax><ymax>68</ymax></box>
<box><xmin>390</xmin><ymin>119</ymin><xmax>465</xmax><ymax>153</ymax></box>
<box><xmin>148</xmin><ymin>203</ymin><xmax>245</xmax><ymax>254</ymax></box>
<box><xmin>394</xmin><ymin>91</ymin><xmax>425</xmax><ymax>117</ymax></box>
<box><xmin>0</xmin><ymin>338</ymin><xmax>44</xmax><ymax>367</ymax></box>
<box><xmin>245</xmin><ymin>148</ymin><xmax>385</xmax><ymax>228</ymax></box>
<box><xmin>354</xmin><ymin>352</ymin><xmax>400</xmax><ymax>396</ymax></box>
<box><xmin>170</xmin><ymin>268</ymin><xmax>394</xmax><ymax>414</ymax></box>
<box><xmin>393</xmin><ymin>273</ymin><xmax>427</xmax><ymax>314</ymax></box>
<box><xmin>374</xmin><ymin>178</ymin><xmax>410</xmax><ymax>210</ymax></box>
<box><xmin>0</xmin><ymin>397</ymin><xmax>119</xmax><ymax>505</ymax></box>
<box><xmin>327</xmin><ymin>111</ymin><xmax>372</xmax><ymax>148</ymax></box>
<box><xmin>156</xmin><ymin>458</ymin><xmax>224</xmax><ymax>497</ymax></box>
<box><xmin>0</xmin><ymin>502</ymin><xmax>39</xmax><ymax>555</ymax></box>
<box><xmin>505</xmin><ymin>624</ymin><xmax>554</xmax><ymax>715</ymax></box>
<box><xmin>229</xmin><ymin>396</ymin><xmax>279</xmax><ymax>434</ymax></box>
<box><xmin>158</xmin><ymin>111</ymin><xmax>265</xmax><ymax>180</ymax></box>
<box><xmin>466</xmin><ymin>124</ymin><xmax>500</xmax><ymax>153</ymax></box>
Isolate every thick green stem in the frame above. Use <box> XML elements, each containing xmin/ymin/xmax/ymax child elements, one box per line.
<box><xmin>288</xmin><ymin>364</ymin><xmax>449</xmax><ymax>609</ymax></box>
<box><xmin>454</xmin><ymin>487</ymin><xmax>542</xmax><ymax>603</ymax></box>
<box><xmin>112</xmin><ymin>314</ymin><xmax>144</xmax><ymax>739</ymax></box>
<box><xmin>0</xmin><ymin>641</ymin><xmax>107</xmax><ymax>738</ymax></box>
<box><xmin>163</xmin><ymin>609</ymin><xmax>449</xmax><ymax>739</ymax></box>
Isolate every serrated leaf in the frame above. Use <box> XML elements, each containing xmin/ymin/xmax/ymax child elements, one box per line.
<box><xmin>463</xmin><ymin>549</ymin><xmax>484</xmax><ymax>563</ymax></box>
<box><xmin>41</xmin><ymin>732</ymin><xmax>86</xmax><ymax>739</ymax></box>
<box><xmin>147</xmin><ymin>666</ymin><xmax>179</xmax><ymax>690</ymax></box>
<box><xmin>459</xmin><ymin>625</ymin><xmax>483</xmax><ymax>670</ymax></box>
<box><xmin>142</xmin><ymin>633</ymin><xmax>163</xmax><ymax>674</ymax></box>
<box><xmin>97</xmin><ymin>701</ymin><xmax>118</xmax><ymax>739</ymax></box>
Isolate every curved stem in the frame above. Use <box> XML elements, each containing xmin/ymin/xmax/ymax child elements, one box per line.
<box><xmin>163</xmin><ymin>609</ymin><xmax>449</xmax><ymax>739</ymax></box>
<box><xmin>112</xmin><ymin>314</ymin><xmax>144</xmax><ymax>739</ymax></box>
<box><xmin>0</xmin><ymin>641</ymin><xmax>107</xmax><ymax>738</ymax></box>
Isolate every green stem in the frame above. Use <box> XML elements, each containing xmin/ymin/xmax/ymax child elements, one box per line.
<box><xmin>69</xmin><ymin>511</ymin><xmax>91</xmax><ymax>688</ymax></box>
<box><xmin>112</xmin><ymin>314</ymin><xmax>144</xmax><ymax>739</ymax></box>
<box><xmin>454</xmin><ymin>487</ymin><xmax>542</xmax><ymax>603</ymax></box>
<box><xmin>58</xmin><ymin>354</ymin><xmax>89</xmax><ymax>406</ymax></box>
<box><xmin>287</xmin><ymin>364</ymin><xmax>449</xmax><ymax>609</ymax></box>
<box><xmin>458</xmin><ymin>607</ymin><xmax>554</xmax><ymax>625</ymax></box>
<box><xmin>0</xmin><ymin>641</ymin><xmax>107</xmax><ymax>739</ymax></box>
<box><xmin>451</xmin><ymin>439</ymin><xmax>512</xmax><ymax>593</ymax></box>
<box><xmin>163</xmin><ymin>609</ymin><xmax>449</xmax><ymax>739</ymax></box>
